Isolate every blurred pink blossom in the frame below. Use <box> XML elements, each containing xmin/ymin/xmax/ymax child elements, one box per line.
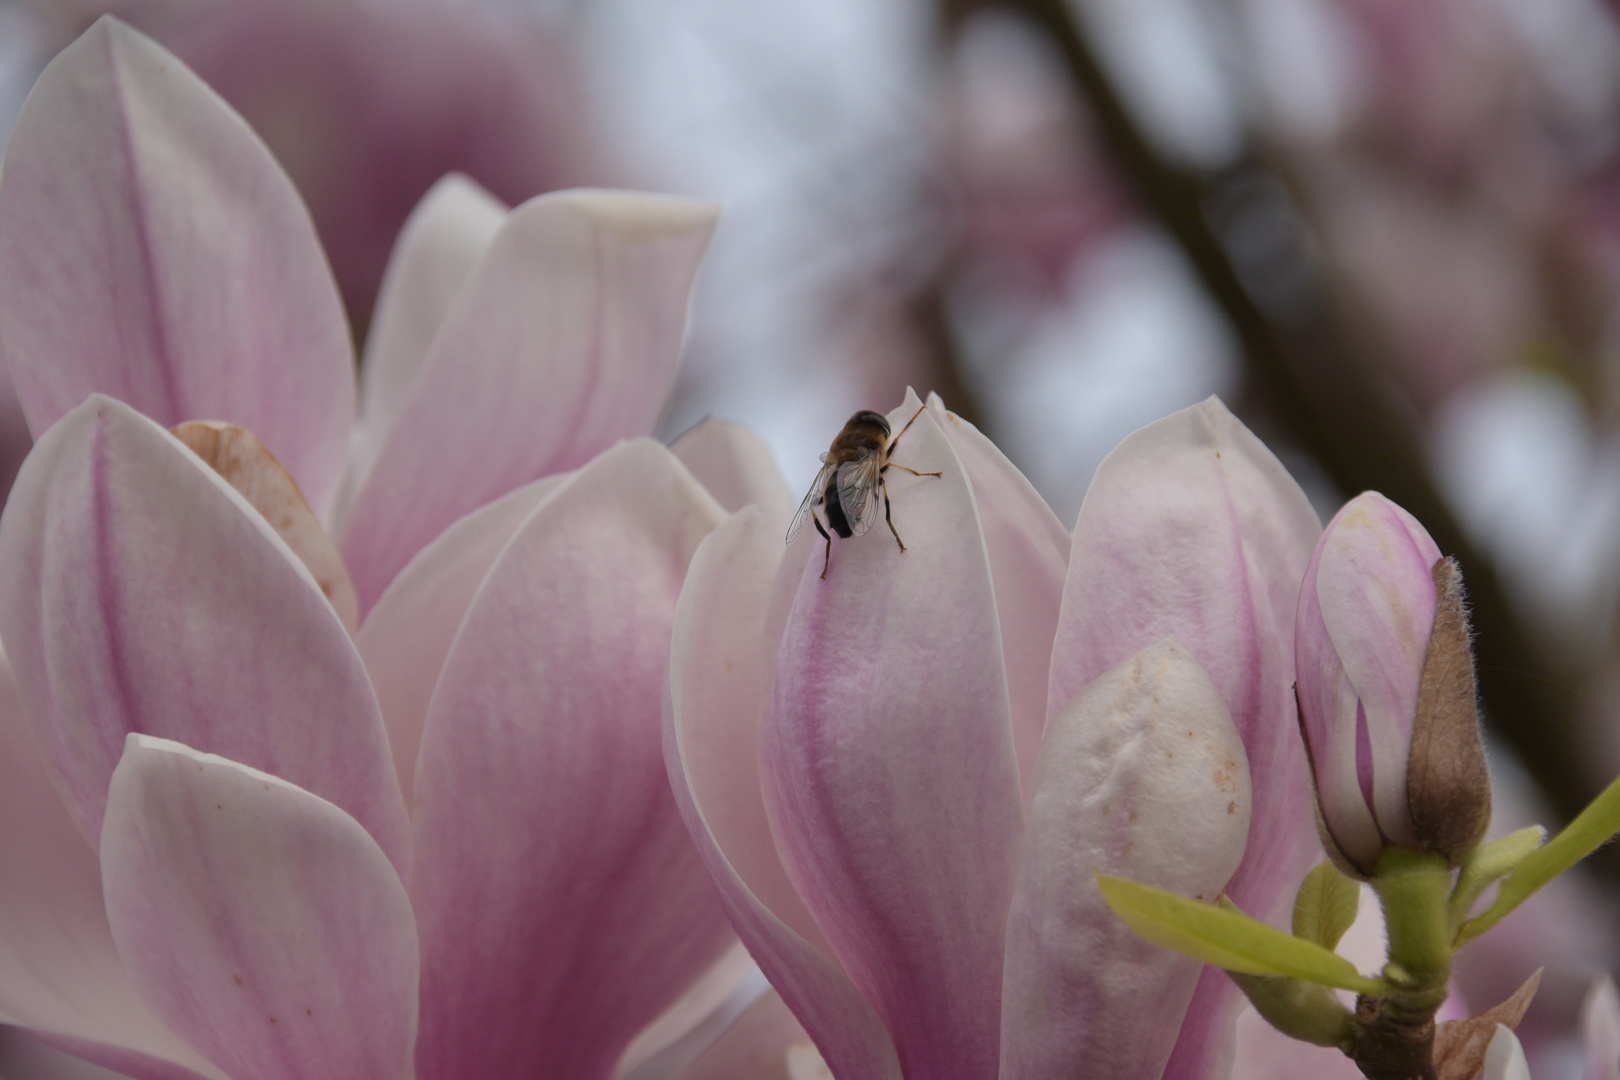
<box><xmin>131</xmin><ymin>0</ymin><xmax>592</xmax><ymax>328</ymax></box>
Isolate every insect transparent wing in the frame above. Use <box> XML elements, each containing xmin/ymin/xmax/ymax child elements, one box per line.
<box><xmin>836</xmin><ymin>456</ymin><xmax>883</xmax><ymax>538</ymax></box>
<box><xmin>786</xmin><ymin>462</ymin><xmax>836</xmax><ymax>545</ymax></box>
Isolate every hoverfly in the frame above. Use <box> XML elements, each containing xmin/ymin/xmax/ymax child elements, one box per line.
<box><xmin>786</xmin><ymin>405</ymin><xmax>942</xmax><ymax>579</ymax></box>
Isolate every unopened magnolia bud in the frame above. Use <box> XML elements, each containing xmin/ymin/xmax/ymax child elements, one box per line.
<box><xmin>1295</xmin><ymin>493</ymin><xmax>1489</xmax><ymax>878</ymax></box>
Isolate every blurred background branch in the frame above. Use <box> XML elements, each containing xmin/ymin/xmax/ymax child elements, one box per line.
<box><xmin>943</xmin><ymin>0</ymin><xmax>1604</xmax><ymax>853</ymax></box>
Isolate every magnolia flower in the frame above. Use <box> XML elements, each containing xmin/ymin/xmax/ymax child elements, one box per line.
<box><xmin>0</xmin><ymin>16</ymin><xmax>764</xmax><ymax>1080</ymax></box>
<box><xmin>24</xmin><ymin>0</ymin><xmax>594</xmax><ymax>328</ymax></box>
<box><xmin>1294</xmin><ymin>491</ymin><xmax>1491</xmax><ymax>878</ymax></box>
<box><xmin>664</xmin><ymin>392</ymin><xmax>1324</xmax><ymax>1078</ymax></box>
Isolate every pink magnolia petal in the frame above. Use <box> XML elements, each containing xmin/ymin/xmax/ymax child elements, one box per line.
<box><xmin>355</xmin><ymin>473</ymin><xmax>569</xmax><ymax>807</ymax></box>
<box><xmin>1314</xmin><ymin>494</ymin><xmax>1441</xmax><ymax>848</ymax></box>
<box><xmin>764</xmin><ymin>390</ymin><xmax>1022</xmax><ymax>1080</ymax></box>
<box><xmin>672</xmin><ymin>991</ymin><xmax>813</xmax><ymax>1080</ymax></box>
<box><xmin>410</xmin><ymin>439</ymin><xmax>733</xmax><ymax>1080</ymax></box>
<box><xmin>671</xmin><ymin>418</ymin><xmax>796</xmax><ymax>528</ymax></box>
<box><xmin>925</xmin><ymin>392</ymin><xmax>1068</xmax><ymax>808</ymax></box>
<box><xmin>341</xmin><ymin>190</ymin><xmax>719</xmax><ymax>610</ymax></box>
<box><xmin>0</xmin><ymin>396</ymin><xmax>409</xmax><ymax>874</ymax></box>
<box><xmin>1230</xmin><ymin>1005</ymin><xmax>1365</xmax><ymax>1080</ymax></box>
<box><xmin>350</xmin><ymin>173</ymin><xmax>508</xmax><ymax>488</ymax></box>
<box><xmin>1295</xmin><ymin>536</ymin><xmax>1383</xmax><ymax>872</ymax></box>
<box><xmin>101</xmin><ymin>735</ymin><xmax>418</xmax><ymax>1080</ymax></box>
<box><xmin>1</xmin><ymin>1028</ymin><xmax>208</xmax><ymax>1080</ymax></box>
<box><xmin>1001</xmin><ymin>638</ymin><xmax>1252</xmax><ymax>1080</ymax></box>
<box><xmin>613</xmin><ymin>944</ymin><xmax>758</xmax><ymax>1079</ymax></box>
<box><xmin>665</xmin><ymin>507</ymin><xmax>902</xmax><ymax>1080</ymax></box>
<box><xmin>0</xmin><ymin>17</ymin><xmax>353</xmax><ymax>512</ymax></box>
<box><xmin>1049</xmin><ymin>397</ymin><xmax>1323</xmax><ymax>1080</ymax></box>
<box><xmin>0</xmin><ymin>655</ymin><xmax>223</xmax><ymax>1080</ymax></box>
<box><xmin>1583</xmin><ymin>976</ymin><xmax>1620</xmax><ymax>1080</ymax></box>
<box><xmin>171</xmin><ymin>421</ymin><xmax>359</xmax><ymax>635</ymax></box>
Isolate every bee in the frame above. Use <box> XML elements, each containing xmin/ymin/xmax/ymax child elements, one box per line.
<box><xmin>786</xmin><ymin>405</ymin><xmax>942</xmax><ymax>579</ymax></box>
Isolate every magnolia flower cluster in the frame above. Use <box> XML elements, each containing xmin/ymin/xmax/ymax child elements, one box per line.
<box><xmin>0</xmin><ymin>16</ymin><xmax>767</xmax><ymax>1080</ymax></box>
<box><xmin>1</xmin><ymin>15</ymin><xmax>1618</xmax><ymax>1080</ymax></box>
<box><xmin>664</xmin><ymin>390</ymin><xmax>1325</xmax><ymax>1078</ymax></box>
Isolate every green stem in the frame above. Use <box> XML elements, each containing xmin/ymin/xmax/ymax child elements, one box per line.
<box><xmin>1372</xmin><ymin>848</ymin><xmax>1453</xmax><ymax>1015</ymax></box>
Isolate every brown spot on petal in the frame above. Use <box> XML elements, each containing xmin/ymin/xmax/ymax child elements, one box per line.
<box><xmin>171</xmin><ymin>421</ymin><xmax>361</xmax><ymax>635</ymax></box>
<box><xmin>1228</xmin><ymin>802</ymin><xmax>1237</xmax><ymax>815</ymax></box>
<box><xmin>1408</xmin><ymin>558</ymin><xmax>1491</xmax><ymax>864</ymax></box>
<box><xmin>233</xmin><ymin>974</ymin><xmax>244</xmax><ymax>987</ymax></box>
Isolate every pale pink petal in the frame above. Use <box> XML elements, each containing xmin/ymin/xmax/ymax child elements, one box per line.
<box><xmin>0</xmin><ymin>654</ymin><xmax>223</xmax><ymax>1080</ymax></box>
<box><xmin>0</xmin><ymin>397</ymin><xmax>409</xmax><ymax>873</ymax></box>
<box><xmin>764</xmin><ymin>390</ymin><xmax>1022</xmax><ymax>1080</ymax></box>
<box><xmin>0</xmin><ymin>1027</ymin><xmax>152</xmax><ymax>1080</ymax></box>
<box><xmin>1230</xmin><ymin>1006</ymin><xmax>1364</xmax><ymax>1080</ymax></box>
<box><xmin>613</xmin><ymin>945</ymin><xmax>758</xmax><ymax>1079</ymax></box>
<box><xmin>341</xmin><ymin>190</ymin><xmax>719</xmax><ymax>610</ymax></box>
<box><xmin>1483</xmin><ymin>1025</ymin><xmax>1532</xmax><ymax>1080</ymax></box>
<box><xmin>349</xmin><ymin>174</ymin><xmax>508</xmax><ymax>488</ymax></box>
<box><xmin>0</xmin><ymin>17</ymin><xmax>353</xmax><ymax>513</ymax></box>
<box><xmin>171</xmin><ymin>421</ymin><xmax>359</xmax><ymax>635</ymax></box>
<box><xmin>1582</xmin><ymin>976</ymin><xmax>1620</xmax><ymax>1080</ymax></box>
<box><xmin>410</xmin><ymin>440</ymin><xmax>733</xmax><ymax>1080</ymax></box>
<box><xmin>671</xmin><ymin>418</ymin><xmax>797</xmax><ymax>528</ymax></box>
<box><xmin>1049</xmin><ymin>397</ymin><xmax>1323</xmax><ymax>1080</ymax></box>
<box><xmin>673</xmin><ymin>991</ymin><xmax>813</xmax><ymax>1080</ymax></box>
<box><xmin>101</xmin><ymin>735</ymin><xmax>418</xmax><ymax>1080</ymax></box>
<box><xmin>665</xmin><ymin>507</ymin><xmax>902</xmax><ymax>1080</ymax></box>
<box><xmin>1295</xmin><ymin>534</ymin><xmax>1384</xmax><ymax>872</ymax></box>
<box><xmin>1002</xmin><ymin>638</ymin><xmax>1251</xmax><ymax>1080</ymax></box>
<box><xmin>1314</xmin><ymin>494</ymin><xmax>1441</xmax><ymax>848</ymax></box>
<box><xmin>355</xmin><ymin>473</ymin><xmax>569</xmax><ymax>807</ymax></box>
<box><xmin>925</xmin><ymin>392</ymin><xmax>1068</xmax><ymax>808</ymax></box>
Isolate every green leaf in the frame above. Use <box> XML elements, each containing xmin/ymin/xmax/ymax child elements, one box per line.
<box><xmin>1447</xmin><ymin>826</ymin><xmax>1544</xmax><ymax>936</ymax></box>
<box><xmin>1292</xmin><ymin>862</ymin><xmax>1360</xmax><ymax>950</ymax></box>
<box><xmin>1097</xmin><ymin>875</ymin><xmax>1385</xmax><ymax>993</ymax></box>
<box><xmin>1228</xmin><ymin>971</ymin><xmax>1355</xmax><ymax>1049</ymax></box>
<box><xmin>1457</xmin><ymin>773</ymin><xmax>1620</xmax><ymax>947</ymax></box>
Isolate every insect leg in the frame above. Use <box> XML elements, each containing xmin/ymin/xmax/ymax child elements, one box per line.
<box><xmin>884</xmin><ymin>463</ymin><xmax>942</xmax><ymax>478</ymax></box>
<box><xmin>885</xmin><ymin>404</ymin><xmax>928</xmax><ymax>459</ymax></box>
<box><xmin>882</xmin><ymin>476</ymin><xmax>906</xmax><ymax>552</ymax></box>
<box><xmin>814</xmin><ymin>514</ymin><xmax>833</xmax><ymax>579</ymax></box>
